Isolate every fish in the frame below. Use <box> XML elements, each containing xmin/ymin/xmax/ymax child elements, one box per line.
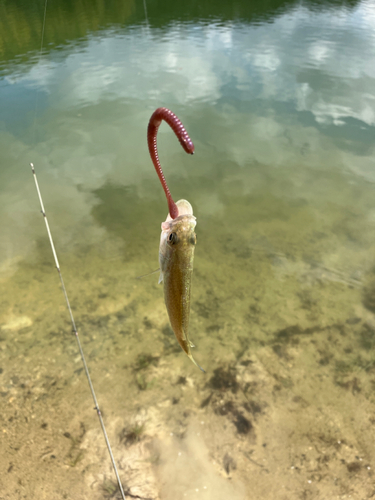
<box><xmin>158</xmin><ymin>199</ymin><xmax>205</xmax><ymax>372</ymax></box>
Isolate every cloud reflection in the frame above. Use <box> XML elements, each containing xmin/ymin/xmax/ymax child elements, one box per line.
<box><xmin>1</xmin><ymin>0</ymin><xmax>375</xmax><ymax>272</ymax></box>
<box><xmin>4</xmin><ymin>1</ymin><xmax>374</xmax><ymax>130</ymax></box>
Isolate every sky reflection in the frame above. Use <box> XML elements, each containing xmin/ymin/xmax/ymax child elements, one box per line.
<box><xmin>0</xmin><ymin>0</ymin><xmax>374</xmax><ymax>270</ymax></box>
<box><xmin>2</xmin><ymin>1</ymin><xmax>375</xmax><ymax>128</ymax></box>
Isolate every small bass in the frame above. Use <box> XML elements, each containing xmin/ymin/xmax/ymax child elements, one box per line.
<box><xmin>147</xmin><ymin>108</ymin><xmax>205</xmax><ymax>372</ymax></box>
<box><xmin>159</xmin><ymin>199</ymin><xmax>204</xmax><ymax>372</ymax></box>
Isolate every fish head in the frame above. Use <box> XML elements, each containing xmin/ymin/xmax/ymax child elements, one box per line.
<box><xmin>159</xmin><ymin>199</ymin><xmax>197</xmax><ymax>266</ymax></box>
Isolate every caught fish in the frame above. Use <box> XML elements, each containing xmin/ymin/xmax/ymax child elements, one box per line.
<box><xmin>148</xmin><ymin>108</ymin><xmax>205</xmax><ymax>372</ymax></box>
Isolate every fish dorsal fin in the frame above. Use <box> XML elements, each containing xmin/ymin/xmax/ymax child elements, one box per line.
<box><xmin>165</xmin><ymin>199</ymin><xmax>194</xmax><ymax>222</ymax></box>
<box><xmin>176</xmin><ymin>199</ymin><xmax>193</xmax><ymax>216</ymax></box>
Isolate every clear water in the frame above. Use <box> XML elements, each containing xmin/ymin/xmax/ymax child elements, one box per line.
<box><xmin>1</xmin><ymin>0</ymin><xmax>375</xmax><ymax>498</ymax></box>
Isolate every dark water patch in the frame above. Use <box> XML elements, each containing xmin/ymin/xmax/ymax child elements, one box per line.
<box><xmin>243</xmin><ymin>399</ymin><xmax>263</xmax><ymax>416</ymax></box>
<box><xmin>214</xmin><ymin>400</ymin><xmax>236</xmax><ymax>416</ymax></box>
<box><xmin>161</xmin><ymin>324</ymin><xmax>181</xmax><ymax>353</ymax></box>
<box><xmin>208</xmin><ymin>365</ymin><xmax>239</xmax><ymax>393</ymax></box>
<box><xmin>133</xmin><ymin>353</ymin><xmax>159</xmax><ymax>371</ymax></box>
<box><xmin>274</xmin><ymin>324</ymin><xmax>318</xmax><ymax>344</ymax></box>
<box><xmin>194</xmin><ymin>289</ymin><xmax>221</xmax><ymax>319</ymax></box>
<box><xmin>233</xmin><ymin>413</ymin><xmax>252</xmax><ymax>435</ymax></box>
<box><xmin>0</xmin><ymin>0</ymin><xmax>134</xmax><ymax>66</ymax></box>
<box><xmin>223</xmin><ymin>452</ymin><xmax>236</xmax><ymax>474</ymax></box>
<box><xmin>91</xmin><ymin>184</ymin><xmax>162</xmax><ymax>243</ymax></box>
<box><xmin>0</xmin><ymin>0</ymin><xmax>363</xmax><ymax>71</ymax></box>
<box><xmin>359</xmin><ymin>323</ymin><xmax>375</xmax><ymax>351</ymax></box>
<box><xmin>346</xmin><ymin>460</ymin><xmax>362</xmax><ymax>473</ymax></box>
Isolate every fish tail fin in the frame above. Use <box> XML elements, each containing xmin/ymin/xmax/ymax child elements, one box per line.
<box><xmin>188</xmin><ymin>353</ymin><xmax>206</xmax><ymax>373</ymax></box>
<box><xmin>182</xmin><ymin>334</ymin><xmax>205</xmax><ymax>372</ymax></box>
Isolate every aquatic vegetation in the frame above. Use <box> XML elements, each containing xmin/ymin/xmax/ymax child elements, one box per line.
<box><xmin>135</xmin><ymin>373</ymin><xmax>156</xmax><ymax>391</ymax></box>
<box><xmin>120</xmin><ymin>423</ymin><xmax>146</xmax><ymax>446</ymax></box>
<box><xmin>208</xmin><ymin>365</ymin><xmax>239</xmax><ymax>393</ymax></box>
<box><xmin>101</xmin><ymin>479</ymin><xmax>119</xmax><ymax>498</ymax></box>
<box><xmin>133</xmin><ymin>353</ymin><xmax>159</xmax><ymax>371</ymax></box>
<box><xmin>362</xmin><ymin>271</ymin><xmax>375</xmax><ymax>314</ymax></box>
<box><xmin>64</xmin><ymin>423</ymin><xmax>86</xmax><ymax>468</ymax></box>
<box><xmin>200</xmin><ymin>363</ymin><xmax>259</xmax><ymax>439</ymax></box>
<box><xmin>133</xmin><ymin>354</ymin><xmax>159</xmax><ymax>390</ymax></box>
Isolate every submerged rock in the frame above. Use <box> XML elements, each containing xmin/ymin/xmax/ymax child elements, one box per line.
<box><xmin>1</xmin><ymin>315</ymin><xmax>32</xmax><ymax>331</ymax></box>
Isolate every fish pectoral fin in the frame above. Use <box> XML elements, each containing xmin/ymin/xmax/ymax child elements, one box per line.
<box><xmin>188</xmin><ymin>340</ymin><xmax>195</xmax><ymax>348</ymax></box>
<box><xmin>136</xmin><ymin>268</ymin><xmax>160</xmax><ymax>279</ymax></box>
<box><xmin>158</xmin><ymin>272</ymin><xmax>163</xmax><ymax>284</ymax></box>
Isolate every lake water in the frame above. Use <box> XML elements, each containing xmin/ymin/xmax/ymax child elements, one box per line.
<box><xmin>1</xmin><ymin>0</ymin><xmax>375</xmax><ymax>498</ymax></box>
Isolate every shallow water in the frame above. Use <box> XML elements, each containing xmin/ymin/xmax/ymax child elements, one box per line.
<box><xmin>1</xmin><ymin>0</ymin><xmax>375</xmax><ymax>498</ymax></box>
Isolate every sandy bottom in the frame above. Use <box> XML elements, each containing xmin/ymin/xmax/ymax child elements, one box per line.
<box><xmin>1</xmin><ymin>171</ymin><xmax>375</xmax><ymax>500</ymax></box>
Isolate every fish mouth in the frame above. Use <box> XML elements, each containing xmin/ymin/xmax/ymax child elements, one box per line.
<box><xmin>162</xmin><ymin>213</ymin><xmax>196</xmax><ymax>232</ymax></box>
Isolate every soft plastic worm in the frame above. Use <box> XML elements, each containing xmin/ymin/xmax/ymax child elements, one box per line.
<box><xmin>147</xmin><ymin>107</ymin><xmax>194</xmax><ymax>219</ymax></box>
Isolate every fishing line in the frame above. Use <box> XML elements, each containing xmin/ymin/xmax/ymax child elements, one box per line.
<box><xmin>30</xmin><ymin>2</ymin><xmax>127</xmax><ymax>498</ymax></box>
<box><xmin>143</xmin><ymin>0</ymin><xmax>149</xmax><ymax>25</ymax></box>
<box><xmin>31</xmin><ymin>0</ymin><xmax>48</xmax><ymax>144</ymax></box>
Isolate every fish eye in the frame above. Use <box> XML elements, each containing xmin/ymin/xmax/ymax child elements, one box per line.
<box><xmin>168</xmin><ymin>232</ymin><xmax>178</xmax><ymax>245</ymax></box>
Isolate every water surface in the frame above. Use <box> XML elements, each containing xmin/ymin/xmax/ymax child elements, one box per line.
<box><xmin>1</xmin><ymin>0</ymin><xmax>375</xmax><ymax>498</ymax></box>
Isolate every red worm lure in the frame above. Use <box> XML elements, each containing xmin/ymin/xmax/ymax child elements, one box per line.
<box><xmin>147</xmin><ymin>107</ymin><xmax>195</xmax><ymax>219</ymax></box>
<box><xmin>147</xmin><ymin>107</ymin><xmax>204</xmax><ymax>372</ymax></box>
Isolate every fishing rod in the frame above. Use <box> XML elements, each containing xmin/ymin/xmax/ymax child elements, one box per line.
<box><xmin>30</xmin><ymin>163</ymin><xmax>126</xmax><ymax>499</ymax></box>
<box><xmin>30</xmin><ymin>1</ymin><xmax>127</xmax><ymax>498</ymax></box>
